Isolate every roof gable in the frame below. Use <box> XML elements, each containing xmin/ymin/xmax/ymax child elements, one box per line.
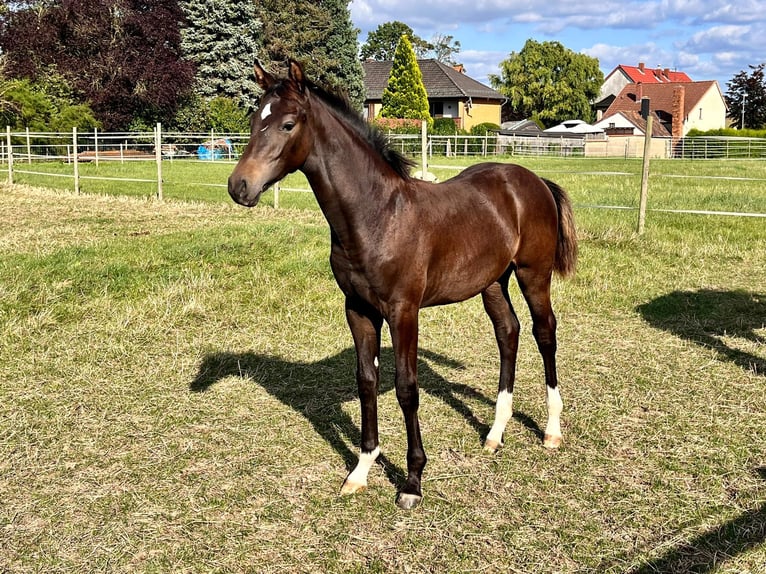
<box><xmin>605</xmin><ymin>81</ymin><xmax>719</xmax><ymax>119</ymax></box>
<box><xmin>596</xmin><ymin>110</ymin><xmax>672</xmax><ymax>137</ymax></box>
<box><xmin>362</xmin><ymin>59</ymin><xmax>504</xmax><ymax>102</ymax></box>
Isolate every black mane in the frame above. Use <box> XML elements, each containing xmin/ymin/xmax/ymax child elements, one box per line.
<box><xmin>305</xmin><ymin>82</ymin><xmax>415</xmax><ymax>180</ymax></box>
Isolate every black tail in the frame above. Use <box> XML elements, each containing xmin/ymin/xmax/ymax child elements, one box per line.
<box><xmin>543</xmin><ymin>179</ymin><xmax>578</xmax><ymax>278</ymax></box>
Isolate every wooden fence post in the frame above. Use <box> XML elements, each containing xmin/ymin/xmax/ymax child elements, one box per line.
<box><xmin>72</xmin><ymin>127</ymin><xmax>80</xmax><ymax>194</ymax></box>
<box><xmin>26</xmin><ymin>127</ymin><xmax>32</xmax><ymax>164</ymax></box>
<box><xmin>637</xmin><ymin>115</ymin><xmax>653</xmax><ymax>234</ymax></box>
<box><xmin>6</xmin><ymin>126</ymin><xmax>13</xmax><ymax>184</ymax></box>
<box><xmin>94</xmin><ymin>128</ymin><xmax>99</xmax><ymax>167</ymax></box>
<box><xmin>155</xmin><ymin>123</ymin><xmax>163</xmax><ymax>200</ymax></box>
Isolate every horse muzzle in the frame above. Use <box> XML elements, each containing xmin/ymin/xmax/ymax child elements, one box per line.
<box><xmin>227</xmin><ymin>175</ymin><xmax>267</xmax><ymax>208</ymax></box>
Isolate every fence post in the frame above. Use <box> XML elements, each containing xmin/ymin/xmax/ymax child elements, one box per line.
<box><xmin>6</xmin><ymin>126</ymin><xmax>13</xmax><ymax>184</ymax></box>
<box><xmin>273</xmin><ymin>181</ymin><xmax>280</xmax><ymax>209</ymax></box>
<box><xmin>73</xmin><ymin>127</ymin><xmax>80</xmax><ymax>194</ymax></box>
<box><xmin>26</xmin><ymin>127</ymin><xmax>32</xmax><ymax>164</ymax></box>
<box><xmin>155</xmin><ymin>123</ymin><xmax>163</xmax><ymax>200</ymax></box>
<box><xmin>94</xmin><ymin>128</ymin><xmax>99</xmax><ymax>167</ymax></box>
<box><xmin>637</xmin><ymin>115</ymin><xmax>653</xmax><ymax>234</ymax></box>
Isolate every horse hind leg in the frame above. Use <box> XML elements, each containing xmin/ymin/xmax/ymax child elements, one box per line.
<box><xmin>516</xmin><ymin>266</ymin><xmax>563</xmax><ymax>449</ymax></box>
<box><xmin>481</xmin><ymin>281</ymin><xmax>520</xmax><ymax>453</ymax></box>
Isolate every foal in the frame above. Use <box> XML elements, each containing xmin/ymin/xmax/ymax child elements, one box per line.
<box><xmin>228</xmin><ymin>60</ymin><xmax>577</xmax><ymax>509</ymax></box>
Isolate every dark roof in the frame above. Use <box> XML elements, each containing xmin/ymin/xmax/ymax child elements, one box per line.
<box><xmin>362</xmin><ymin>59</ymin><xmax>505</xmax><ymax>102</ymax></box>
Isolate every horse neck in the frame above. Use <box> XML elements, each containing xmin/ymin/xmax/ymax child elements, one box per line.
<box><xmin>301</xmin><ymin>96</ymin><xmax>403</xmax><ymax>241</ymax></box>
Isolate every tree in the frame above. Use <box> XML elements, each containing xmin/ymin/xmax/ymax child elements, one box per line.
<box><xmin>0</xmin><ymin>0</ymin><xmax>195</xmax><ymax>130</ymax></box>
<box><xmin>429</xmin><ymin>33</ymin><xmax>460</xmax><ymax>65</ymax></box>
<box><xmin>180</xmin><ymin>0</ymin><xmax>261</xmax><ymax>110</ymax></box>
<box><xmin>380</xmin><ymin>35</ymin><xmax>432</xmax><ymax>127</ymax></box>
<box><xmin>0</xmin><ymin>77</ymin><xmax>100</xmax><ymax>131</ymax></box>
<box><xmin>260</xmin><ymin>0</ymin><xmax>364</xmax><ymax>109</ymax></box>
<box><xmin>726</xmin><ymin>64</ymin><xmax>766</xmax><ymax>129</ymax></box>
<box><xmin>489</xmin><ymin>39</ymin><xmax>603</xmax><ymax>127</ymax></box>
<box><xmin>360</xmin><ymin>21</ymin><xmax>431</xmax><ymax>61</ymax></box>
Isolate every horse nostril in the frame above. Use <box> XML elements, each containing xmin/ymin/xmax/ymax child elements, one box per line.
<box><xmin>228</xmin><ymin>175</ymin><xmax>247</xmax><ymax>198</ymax></box>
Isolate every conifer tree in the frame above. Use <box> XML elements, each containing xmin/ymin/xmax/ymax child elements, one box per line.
<box><xmin>380</xmin><ymin>35</ymin><xmax>432</xmax><ymax>126</ymax></box>
<box><xmin>179</xmin><ymin>0</ymin><xmax>261</xmax><ymax>109</ymax></box>
<box><xmin>260</xmin><ymin>0</ymin><xmax>364</xmax><ymax>110</ymax></box>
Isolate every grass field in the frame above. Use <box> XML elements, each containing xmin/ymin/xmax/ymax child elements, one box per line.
<box><xmin>1</xmin><ymin>156</ymin><xmax>765</xmax><ymax>572</ymax></box>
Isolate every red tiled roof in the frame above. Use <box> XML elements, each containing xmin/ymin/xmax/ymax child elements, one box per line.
<box><xmin>604</xmin><ymin>81</ymin><xmax>719</xmax><ymax>120</ymax></box>
<box><xmin>617</xmin><ymin>64</ymin><xmax>693</xmax><ymax>84</ymax></box>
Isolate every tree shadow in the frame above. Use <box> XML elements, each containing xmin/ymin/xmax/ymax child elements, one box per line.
<box><xmin>623</xmin><ymin>467</ymin><xmax>766</xmax><ymax>573</ymax></box>
<box><xmin>190</xmin><ymin>347</ymin><xmax>498</xmax><ymax>489</ymax></box>
<box><xmin>637</xmin><ymin>289</ymin><xmax>765</xmax><ymax>376</ymax></box>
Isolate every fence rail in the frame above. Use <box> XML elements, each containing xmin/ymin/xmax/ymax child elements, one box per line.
<box><xmin>3</xmin><ymin>126</ymin><xmax>766</xmax><ymax>221</ymax></box>
<box><xmin>4</xmin><ymin>126</ymin><xmax>766</xmax><ymax>166</ymax></box>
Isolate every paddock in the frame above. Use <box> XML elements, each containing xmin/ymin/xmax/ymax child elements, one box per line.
<box><xmin>1</xmin><ymin>159</ymin><xmax>764</xmax><ymax>571</ymax></box>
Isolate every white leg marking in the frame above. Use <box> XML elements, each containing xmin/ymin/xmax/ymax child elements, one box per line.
<box><xmin>341</xmin><ymin>446</ymin><xmax>380</xmax><ymax>494</ymax></box>
<box><xmin>373</xmin><ymin>356</ymin><xmax>379</xmax><ymax>368</ymax></box>
<box><xmin>260</xmin><ymin>102</ymin><xmax>272</xmax><ymax>120</ymax></box>
<box><xmin>544</xmin><ymin>386</ymin><xmax>563</xmax><ymax>448</ymax></box>
<box><xmin>485</xmin><ymin>390</ymin><xmax>513</xmax><ymax>449</ymax></box>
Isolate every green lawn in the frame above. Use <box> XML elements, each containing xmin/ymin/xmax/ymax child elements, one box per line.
<box><xmin>1</xmin><ymin>156</ymin><xmax>765</xmax><ymax>572</ymax></box>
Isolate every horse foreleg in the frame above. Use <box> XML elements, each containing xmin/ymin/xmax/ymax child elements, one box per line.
<box><xmin>517</xmin><ymin>268</ymin><xmax>563</xmax><ymax>449</ymax></box>
<box><xmin>481</xmin><ymin>282</ymin><xmax>520</xmax><ymax>453</ymax></box>
<box><xmin>340</xmin><ymin>298</ymin><xmax>383</xmax><ymax>496</ymax></box>
<box><xmin>389</xmin><ymin>305</ymin><xmax>426</xmax><ymax>510</ymax></box>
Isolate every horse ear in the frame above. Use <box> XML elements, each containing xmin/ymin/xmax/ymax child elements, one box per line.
<box><xmin>254</xmin><ymin>60</ymin><xmax>275</xmax><ymax>90</ymax></box>
<box><xmin>288</xmin><ymin>59</ymin><xmax>306</xmax><ymax>93</ymax></box>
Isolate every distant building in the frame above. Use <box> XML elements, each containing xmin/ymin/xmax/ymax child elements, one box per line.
<box><xmin>595</xmin><ymin>62</ymin><xmax>694</xmax><ymax>120</ymax></box>
<box><xmin>597</xmin><ymin>81</ymin><xmax>726</xmax><ymax>138</ymax></box>
<box><xmin>362</xmin><ymin>59</ymin><xmax>505</xmax><ymax>131</ymax></box>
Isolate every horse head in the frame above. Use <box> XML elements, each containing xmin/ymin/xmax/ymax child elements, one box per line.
<box><xmin>228</xmin><ymin>60</ymin><xmax>313</xmax><ymax>207</ymax></box>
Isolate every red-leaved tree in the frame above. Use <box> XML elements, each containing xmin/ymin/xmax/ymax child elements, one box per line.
<box><xmin>0</xmin><ymin>0</ymin><xmax>195</xmax><ymax>130</ymax></box>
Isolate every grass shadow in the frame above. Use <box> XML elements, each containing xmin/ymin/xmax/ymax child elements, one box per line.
<box><xmin>637</xmin><ymin>289</ymin><xmax>765</xmax><ymax>376</ymax></box>
<box><xmin>191</xmin><ymin>347</ymin><xmax>496</xmax><ymax>490</ymax></box>
<box><xmin>623</xmin><ymin>467</ymin><xmax>766</xmax><ymax>573</ymax></box>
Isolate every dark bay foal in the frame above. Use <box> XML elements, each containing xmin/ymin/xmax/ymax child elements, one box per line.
<box><xmin>228</xmin><ymin>60</ymin><xmax>577</xmax><ymax>509</ymax></box>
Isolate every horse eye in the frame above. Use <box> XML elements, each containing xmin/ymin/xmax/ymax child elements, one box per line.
<box><xmin>281</xmin><ymin>121</ymin><xmax>296</xmax><ymax>132</ymax></box>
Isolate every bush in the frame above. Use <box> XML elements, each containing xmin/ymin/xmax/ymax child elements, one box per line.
<box><xmin>372</xmin><ymin>117</ymin><xmax>422</xmax><ymax>134</ymax></box>
<box><xmin>432</xmin><ymin>118</ymin><xmax>463</xmax><ymax>135</ymax></box>
<box><xmin>470</xmin><ymin>122</ymin><xmax>501</xmax><ymax>136</ymax></box>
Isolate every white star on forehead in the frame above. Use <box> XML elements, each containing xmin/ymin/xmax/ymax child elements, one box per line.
<box><xmin>260</xmin><ymin>102</ymin><xmax>272</xmax><ymax>120</ymax></box>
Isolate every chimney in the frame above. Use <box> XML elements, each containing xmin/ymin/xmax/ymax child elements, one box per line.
<box><xmin>638</xmin><ymin>62</ymin><xmax>645</xmax><ymax>72</ymax></box>
<box><xmin>663</xmin><ymin>68</ymin><xmax>670</xmax><ymax>79</ymax></box>
<box><xmin>672</xmin><ymin>86</ymin><xmax>685</xmax><ymax>141</ymax></box>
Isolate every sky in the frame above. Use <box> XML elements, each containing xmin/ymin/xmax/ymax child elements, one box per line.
<box><xmin>349</xmin><ymin>0</ymin><xmax>765</xmax><ymax>93</ymax></box>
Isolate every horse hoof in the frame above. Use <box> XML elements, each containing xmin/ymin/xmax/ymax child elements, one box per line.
<box><xmin>483</xmin><ymin>439</ymin><xmax>502</xmax><ymax>453</ymax></box>
<box><xmin>339</xmin><ymin>480</ymin><xmax>366</xmax><ymax>496</ymax></box>
<box><xmin>396</xmin><ymin>492</ymin><xmax>422</xmax><ymax>510</ymax></box>
<box><xmin>543</xmin><ymin>434</ymin><xmax>562</xmax><ymax>449</ymax></box>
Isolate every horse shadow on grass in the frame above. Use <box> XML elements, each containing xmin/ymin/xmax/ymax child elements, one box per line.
<box><xmin>191</xmin><ymin>347</ymin><xmax>541</xmax><ymax>489</ymax></box>
<box><xmin>637</xmin><ymin>289</ymin><xmax>765</xmax><ymax>377</ymax></box>
<box><xmin>619</xmin><ymin>467</ymin><xmax>766</xmax><ymax>573</ymax></box>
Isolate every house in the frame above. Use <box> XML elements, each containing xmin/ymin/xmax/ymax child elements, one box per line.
<box><xmin>362</xmin><ymin>59</ymin><xmax>505</xmax><ymax>131</ymax></box>
<box><xmin>595</xmin><ymin>62</ymin><xmax>693</xmax><ymax>120</ymax></box>
<box><xmin>598</xmin><ymin>81</ymin><xmax>727</xmax><ymax>139</ymax></box>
